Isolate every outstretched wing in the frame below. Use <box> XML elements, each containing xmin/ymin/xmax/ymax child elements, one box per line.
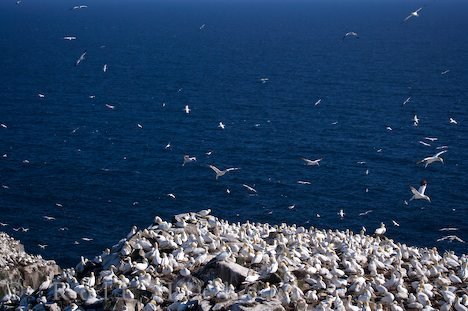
<box><xmin>418</xmin><ymin>183</ymin><xmax>427</xmax><ymax>195</ymax></box>
<box><xmin>434</xmin><ymin>150</ymin><xmax>447</xmax><ymax>158</ymax></box>
<box><xmin>410</xmin><ymin>186</ymin><xmax>420</xmax><ymax>196</ymax></box>
<box><xmin>225</xmin><ymin>167</ymin><xmax>240</xmax><ymax>172</ymax></box>
<box><xmin>209</xmin><ymin>165</ymin><xmax>221</xmax><ymax>175</ymax></box>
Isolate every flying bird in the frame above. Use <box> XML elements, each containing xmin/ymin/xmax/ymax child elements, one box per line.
<box><xmin>409</xmin><ymin>179</ymin><xmax>431</xmax><ymax>202</ymax></box>
<box><xmin>413</xmin><ymin>115</ymin><xmax>419</xmax><ymax>126</ymax></box>
<box><xmin>199</xmin><ymin>24</ymin><xmax>206</xmax><ymax>30</ymax></box>
<box><xmin>343</xmin><ymin>32</ymin><xmax>359</xmax><ymax>40</ymax></box>
<box><xmin>63</xmin><ymin>36</ymin><xmax>76</xmax><ymax>40</ymax></box>
<box><xmin>418</xmin><ymin>141</ymin><xmax>431</xmax><ymax>147</ymax></box>
<box><xmin>392</xmin><ymin>220</ymin><xmax>400</xmax><ymax>227</ymax></box>
<box><xmin>436</xmin><ymin>235</ymin><xmax>465</xmax><ymax>243</ymax></box>
<box><xmin>103</xmin><ymin>64</ymin><xmax>108</xmax><ymax>72</ymax></box>
<box><xmin>242</xmin><ymin>184</ymin><xmax>257</xmax><ymax>193</ymax></box>
<box><xmin>105</xmin><ymin>104</ymin><xmax>115</xmax><ymax>109</ymax></box>
<box><xmin>182</xmin><ymin>155</ymin><xmax>196</xmax><ymax>166</ymax></box>
<box><xmin>402</xmin><ymin>97</ymin><xmax>411</xmax><ymax>106</ymax></box>
<box><xmin>208</xmin><ymin>165</ymin><xmax>240</xmax><ymax>179</ymax></box>
<box><xmin>38</xmin><ymin>244</ymin><xmax>48</xmax><ymax>249</ymax></box>
<box><xmin>301</xmin><ymin>157</ymin><xmax>322</xmax><ymax>166</ymax></box>
<box><xmin>417</xmin><ymin>150</ymin><xmax>447</xmax><ymax>168</ymax></box>
<box><xmin>1</xmin><ymin>124</ymin><xmax>7</xmax><ymax>129</ymax></box>
<box><xmin>184</xmin><ymin>105</ymin><xmax>191</xmax><ymax>114</ymax></box>
<box><xmin>72</xmin><ymin>5</ymin><xmax>88</xmax><ymax>9</ymax></box>
<box><xmin>441</xmin><ymin>70</ymin><xmax>450</xmax><ymax>75</ymax></box>
<box><xmin>43</xmin><ymin>216</ymin><xmax>56</xmax><ymax>221</ymax></box>
<box><xmin>167</xmin><ymin>193</ymin><xmax>176</xmax><ymax>199</ymax></box>
<box><xmin>404</xmin><ymin>7</ymin><xmax>423</xmax><ymax>21</ymax></box>
<box><xmin>449</xmin><ymin>117</ymin><xmax>458</xmax><ymax>124</ymax></box>
<box><xmin>75</xmin><ymin>51</ymin><xmax>87</xmax><ymax>66</ymax></box>
<box><xmin>38</xmin><ymin>93</ymin><xmax>45</xmax><ymax>98</ymax></box>
<box><xmin>259</xmin><ymin>78</ymin><xmax>269</xmax><ymax>83</ymax></box>
<box><xmin>314</xmin><ymin>99</ymin><xmax>321</xmax><ymax>106</ymax></box>
<box><xmin>218</xmin><ymin>122</ymin><xmax>225</xmax><ymax>129</ymax></box>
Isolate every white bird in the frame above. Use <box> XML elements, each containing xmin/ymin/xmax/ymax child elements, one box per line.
<box><xmin>437</xmin><ymin>235</ymin><xmax>465</xmax><ymax>243</ymax></box>
<box><xmin>184</xmin><ymin>105</ymin><xmax>191</xmax><ymax>114</ymax></box>
<box><xmin>392</xmin><ymin>220</ymin><xmax>400</xmax><ymax>227</ymax></box>
<box><xmin>38</xmin><ymin>93</ymin><xmax>45</xmax><ymax>98</ymax></box>
<box><xmin>0</xmin><ymin>124</ymin><xmax>7</xmax><ymax>128</ymax></box>
<box><xmin>72</xmin><ymin>5</ymin><xmax>88</xmax><ymax>10</ymax></box>
<box><xmin>441</xmin><ymin>70</ymin><xmax>450</xmax><ymax>75</ymax></box>
<box><xmin>103</xmin><ymin>64</ymin><xmax>108</xmax><ymax>72</ymax></box>
<box><xmin>208</xmin><ymin>165</ymin><xmax>240</xmax><ymax>179</ymax></box>
<box><xmin>413</xmin><ymin>115</ymin><xmax>419</xmax><ymax>126</ymax></box>
<box><xmin>167</xmin><ymin>193</ymin><xmax>176</xmax><ymax>199</ymax></box>
<box><xmin>301</xmin><ymin>157</ymin><xmax>322</xmax><ymax>166</ymax></box>
<box><xmin>338</xmin><ymin>209</ymin><xmax>345</xmax><ymax>219</ymax></box>
<box><xmin>105</xmin><ymin>104</ymin><xmax>115</xmax><ymax>109</ymax></box>
<box><xmin>182</xmin><ymin>155</ymin><xmax>196</xmax><ymax>166</ymax></box>
<box><xmin>137</xmin><ymin>124</ymin><xmax>143</xmax><ymax>128</ymax></box>
<box><xmin>165</xmin><ymin>142</ymin><xmax>171</xmax><ymax>149</ymax></box>
<box><xmin>449</xmin><ymin>117</ymin><xmax>458</xmax><ymax>124</ymax></box>
<box><xmin>218</xmin><ymin>122</ymin><xmax>225</xmax><ymax>129</ymax></box>
<box><xmin>419</xmin><ymin>141</ymin><xmax>431</xmax><ymax>147</ymax></box>
<box><xmin>418</xmin><ymin>150</ymin><xmax>447</xmax><ymax>168</ymax></box>
<box><xmin>242</xmin><ymin>184</ymin><xmax>257</xmax><ymax>193</ymax></box>
<box><xmin>404</xmin><ymin>7</ymin><xmax>423</xmax><ymax>21</ymax></box>
<box><xmin>259</xmin><ymin>78</ymin><xmax>269</xmax><ymax>83</ymax></box>
<box><xmin>374</xmin><ymin>223</ymin><xmax>386</xmax><ymax>235</ymax></box>
<box><xmin>43</xmin><ymin>216</ymin><xmax>56</xmax><ymax>221</ymax></box>
<box><xmin>424</xmin><ymin>137</ymin><xmax>438</xmax><ymax>142</ymax></box>
<box><xmin>409</xmin><ymin>180</ymin><xmax>431</xmax><ymax>202</ymax></box>
<box><xmin>343</xmin><ymin>32</ymin><xmax>359</xmax><ymax>40</ymax></box>
<box><xmin>199</xmin><ymin>24</ymin><xmax>206</xmax><ymax>30</ymax></box>
<box><xmin>287</xmin><ymin>204</ymin><xmax>295</xmax><ymax>210</ymax></box>
<box><xmin>402</xmin><ymin>97</ymin><xmax>411</xmax><ymax>106</ymax></box>
<box><xmin>314</xmin><ymin>99</ymin><xmax>321</xmax><ymax>106</ymax></box>
<box><xmin>359</xmin><ymin>210</ymin><xmax>373</xmax><ymax>216</ymax></box>
<box><xmin>81</xmin><ymin>237</ymin><xmax>93</xmax><ymax>241</ymax></box>
<box><xmin>38</xmin><ymin>244</ymin><xmax>48</xmax><ymax>249</ymax></box>
<box><xmin>63</xmin><ymin>36</ymin><xmax>76</xmax><ymax>40</ymax></box>
<box><xmin>386</xmin><ymin>126</ymin><xmax>392</xmax><ymax>131</ymax></box>
<box><xmin>297</xmin><ymin>180</ymin><xmax>311</xmax><ymax>184</ymax></box>
<box><xmin>75</xmin><ymin>51</ymin><xmax>87</xmax><ymax>66</ymax></box>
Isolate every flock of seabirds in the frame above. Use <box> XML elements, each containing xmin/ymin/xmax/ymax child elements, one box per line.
<box><xmin>0</xmin><ymin>2</ymin><xmax>467</xmax><ymax>311</ymax></box>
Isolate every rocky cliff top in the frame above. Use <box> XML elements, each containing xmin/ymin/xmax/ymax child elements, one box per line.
<box><xmin>1</xmin><ymin>211</ymin><xmax>467</xmax><ymax>311</ymax></box>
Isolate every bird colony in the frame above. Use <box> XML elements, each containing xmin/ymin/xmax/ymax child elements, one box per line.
<box><xmin>1</xmin><ymin>211</ymin><xmax>467</xmax><ymax>311</ymax></box>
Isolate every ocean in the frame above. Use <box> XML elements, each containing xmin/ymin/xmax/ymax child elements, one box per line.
<box><xmin>0</xmin><ymin>0</ymin><xmax>466</xmax><ymax>268</ymax></box>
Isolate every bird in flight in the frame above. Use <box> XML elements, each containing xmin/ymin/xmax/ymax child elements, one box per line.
<box><xmin>402</xmin><ymin>97</ymin><xmax>411</xmax><ymax>106</ymax></box>
<box><xmin>409</xmin><ymin>179</ymin><xmax>431</xmax><ymax>202</ymax></box>
<box><xmin>417</xmin><ymin>150</ymin><xmax>447</xmax><ymax>168</ymax></box>
<box><xmin>103</xmin><ymin>64</ymin><xmax>108</xmax><ymax>72</ymax></box>
<box><xmin>413</xmin><ymin>115</ymin><xmax>419</xmax><ymax>126</ymax></box>
<box><xmin>301</xmin><ymin>157</ymin><xmax>322</xmax><ymax>166</ymax></box>
<box><xmin>242</xmin><ymin>184</ymin><xmax>257</xmax><ymax>193</ymax></box>
<box><xmin>218</xmin><ymin>122</ymin><xmax>225</xmax><ymax>129</ymax></box>
<box><xmin>184</xmin><ymin>105</ymin><xmax>191</xmax><ymax>114</ymax></box>
<box><xmin>404</xmin><ymin>7</ymin><xmax>423</xmax><ymax>21</ymax></box>
<box><xmin>449</xmin><ymin>117</ymin><xmax>458</xmax><ymax>125</ymax></box>
<box><xmin>38</xmin><ymin>244</ymin><xmax>48</xmax><ymax>249</ymax></box>
<box><xmin>314</xmin><ymin>99</ymin><xmax>321</xmax><ymax>106</ymax></box>
<box><xmin>72</xmin><ymin>5</ymin><xmax>88</xmax><ymax>10</ymax></box>
<box><xmin>208</xmin><ymin>165</ymin><xmax>240</xmax><ymax>179</ymax></box>
<box><xmin>75</xmin><ymin>51</ymin><xmax>87</xmax><ymax>66</ymax></box>
<box><xmin>392</xmin><ymin>220</ymin><xmax>400</xmax><ymax>227</ymax></box>
<box><xmin>63</xmin><ymin>36</ymin><xmax>76</xmax><ymax>40</ymax></box>
<box><xmin>43</xmin><ymin>216</ymin><xmax>56</xmax><ymax>221</ymax></box>
<box><xmin>343</xmin><ymin>32</ymin><xmax>359</xmax><ymax>40</ymax></box>
<box><xmin>182</xmin><ymin>155</ymin><xmax>196</xmax><ymax>166</ymax></box>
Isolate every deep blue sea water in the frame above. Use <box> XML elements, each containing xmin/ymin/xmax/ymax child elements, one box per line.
<box><xmin>0</xmin><ymin>0</ymin><xmax>467</xmax><ymax>267</ymax></box>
